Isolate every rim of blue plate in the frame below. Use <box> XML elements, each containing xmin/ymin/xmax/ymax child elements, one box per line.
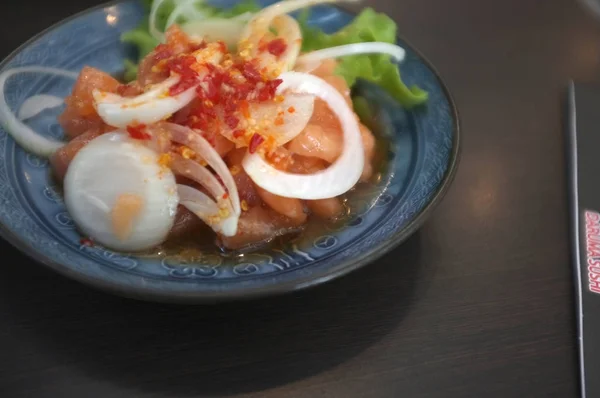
<box><xmin>0</xmin><ymin>0</ymin><xmax>461</xmax><ymax>303</ymax></box>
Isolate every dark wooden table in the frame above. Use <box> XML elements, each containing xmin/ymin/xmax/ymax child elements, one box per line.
<box><xmin>0</xmin><ymin>0</ymin><xmax>594</xmax><ymax>396</ymax></box>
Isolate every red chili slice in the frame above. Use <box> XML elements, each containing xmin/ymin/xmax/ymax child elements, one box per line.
<box><xmin>267</xmin><ymin>38</ymin><xmax>287</xmax><ymax>56</ymax></box>
<box><xmin>167</xmin><ymin>55</ymin><xmax>198</xmax><ymax>95</ymax></box>
<box><xmin>80</xmin><ymin>238</ymin><xmax>94</xmax><ymax>247</ymax></box>
<box><xmin>248</xmin><ymin>134</ymin><xmax>265</xmax><ymax>153</ymax></box>
<box><xmin>232</xmin><ymin>129</ymin><xmax>245</xmax><ymax>138</ymax></box>
<box><xmin>257</xmin><ymin>79</ymin><xmax>282</xmax><ymax>102</ymax></box>
<box><xmin>225</xmin><ymin>115</ymin><xmax>239</xmax><ymax>129</ymax></box>
<box><xmin>126</xmin><ymin>124</ymin><xmax>151</xmax><ymax>140</ymax></box>
<box><xmin>241</xmin><ymin>62</ymin><xmax>262</xmax><ymax>82</ymax></box>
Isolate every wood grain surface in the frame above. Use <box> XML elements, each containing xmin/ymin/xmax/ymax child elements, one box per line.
<box><xmin>0</xmin><ymin>0</ymin><xmax>592</xmax><ymax>396</ymax></box>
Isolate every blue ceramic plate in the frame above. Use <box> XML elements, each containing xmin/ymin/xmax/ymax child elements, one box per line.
<box><xmin>0</xmin><ymin>0</ymin><xmax>459</xmax><ymax>302</ymax></box>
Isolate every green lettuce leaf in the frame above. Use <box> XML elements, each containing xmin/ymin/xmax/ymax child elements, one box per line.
<box><xmin>214</xmin><ymin>0</ymin><xmax>261</xmax><ymax>17</ymax></box>
<box><xmin>121</xmin><ymin>0</ymin><xmax>260</xmax><ymax>81</ymax></box>
<box><xmin>123</xmin><ymin>59</ymin><xmax>140</xmax><ymax>82</ymax></box>
<box><xmin>299</xmin><ymin>8</ymin><xmax>427</xmax><ymax>107</ymax></box>
<box><xmin>121</xmin><ymin>20</ymin><xmax>159</xmax><ymax>60</ymax></box>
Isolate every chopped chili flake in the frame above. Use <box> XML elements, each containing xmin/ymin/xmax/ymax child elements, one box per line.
<box><xmin>190</xmin><ymin>118</ymin><xmax>208</xmax><ymax>131</ymax></box>
<box><xmin>167</xmin><ymin>55</ymin><xmax>196</xmax><ymax>74</ymax></box>
<box><xmin>217</xmin><ymin>41</ymin><xmax>227</xmax><ymax>53</ymax></box>
<box><xmin>257</xmin><ymin>79</ymin><xmax>282</xmax><ymax>102</ymax></box>
<box><xmin>203</xmin><ymin>79</ymin><xmax>220</xmax><ymax>102</ymax></box>
<box><xmin>189</xmin><ymin>41</ymin><xmax>208</xmax><ymax>52</ymax></box>
<box><xmin>126</xmin><ymin>124</ymin><xmax>151</xmax><ymax>140</ymax></box>
<box><xmin>212</xmin><ymin>69</ymin><xmax>226</xmax><ymax>86</ymax></box>
<box><xmin>225</xmin><ymin>115</ymin><xmax>239</xmax><ymax>129</ymax></box>
<box><xmin>288</xmin><ymin>106</ymin><xmax>295</xmax><ymax>113</ymax></box>
<box><xmin>153</xmin><ymin>44</ymin><xmax>173</xmax><ymax>61</ymax></box>
<box><xmin>167</xmin><ymin>55</ymin><xmax>198</xmax><ymax>95</ymax></box>
<box><xmin>170</xmin><ymin>78</ymin><xmax>197</xmax><ymax>96</ymax></box>
<box><xmin>241</xmin><ymin>62</ymin><xmax>262</xmax><ymax>82</ymax></box>
<box><xmin>274</xmin><ymin>116</ymin><xmax>284</xmax><ymax>126</ymax></box>
<box><xmin>222</xmin><ymin>192</ymin><xmax>229</xmax><ymax>200</ymax></box>
<box><xmin>267</xmin><ymin>38</ymin><xmax>287</xmax><ymax>56</ymax></box>
<box><xmin>205</xmin><ymin>63</ymin><xmax>217</xmax><ymax>73</ymax></box>
<box><xmin>203</xmin><ymin>104</ymin><xmax>218</xmax><ymax>119</ymax></box>
<box><xmin>249</xmin><ymin>133</ymin><xmax>265</xmax><ymax>153</ymax></box>
<box><xmin>232</xmin><ymin>129</ymin><xmax>246</xmax><ymax>138</ymax></box>
<box><xmin>239</xmin><ymin>100</ymin><xmax>250</xmax><ymax>118</ymax></box>
<box><xmin>224</xmin><ymin>100</ymin><xmax>238</xmax><ymax>113</ymax></box>
<box><xmin>80</xmin><ymin>238</ymin><xmax>94</xmax><ymax>247</ymax></box>
<box><xmin>234</xmin><ymin>82</ymin><xmax>254</xmax><ymax>100</ymax></box>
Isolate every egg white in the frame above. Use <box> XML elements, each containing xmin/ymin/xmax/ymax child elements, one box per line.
<box><xmin>64</xmin><ymin>132</ymin><xmax>179</xmax><ymax>252</ymax></box>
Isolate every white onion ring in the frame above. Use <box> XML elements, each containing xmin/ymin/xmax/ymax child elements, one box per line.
<box><xmin>165</xmin><ymin>123</ymin><xmax>241</xmax><ymax>216</ymax></box>
<box><xmin>18</xmin><ymin>94</ymin><xmax>64</xmax><ymax>121</ymax></box>
<box><xmin>243</xmin><ymin>71</ymin><xmax>364</xmax><ymax>199</ymax></box>
<box><xmin>170</xmin><ymin>153</ymin><xmax>229</xmax><ymax>207</ymax></box>
<box><xmin>241</xmin><ymin>0</ymin><xmax>357</xmax><ymax>37</ymax></box>
<box><xmin>145</xmin><ymin>123</ymin><xmax>173</xmax><ymax>154</ymax></box>
<box><xmin>295</xmin><ymin>42</ymin><xmax>406</xmax><ymax>72</ymax></box>
<box><xmin>177</xmin><ymin>184</ymin><xmax>218</xmax><ymax>215</ymax></box>
<box><xmin>273</xmin><ymin>15</ymin><xmax>303</xmax><ymax>72</ymax></box>
<box><xmin>149</xmin><ymin>0</ymin><xmax>168</xmax><ymax>42</ymax></box>
<box><xmin>239</xmin><ymin>0</ymin><xmax>359</xmax><ymax>74</ymax></box>
<box><xmin>182</xmin><ymin>13</ymin><xmax>253</xmax><ymax>48</ymax></box>
<box><xmin>93</xmin><ymin>76</ymin><xmax>197</xmax><ymax>128</ymax></box>
<box><xmin>246</xmin><ymin>15</ymin><xmax>302</xmax><ymax>74</ymax></box>
<box><xmin>0</xmin><ymin>66</ymin><xmax>77</xmax><ymax>157</ymax></box>
<box><xmin>177</xmin><ymin>184</ymin><xmax>239</xmax><ymax>236</ymax></box>
<box><xmin>216</xmin><ymin>92</ymin><xmax>314</xmax><ymax>147</ymax></box>
<box><xmin>166</xmin><ymin>0</ymin><xmax>209</xmax><ymax>29</ymax></box>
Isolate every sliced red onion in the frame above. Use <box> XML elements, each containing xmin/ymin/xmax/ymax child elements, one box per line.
<box><xmin>0</xmin><ymin>66</ymin><xmax>77</xmax><ymax>157</ymax></box>
<box><xmin>243</xmin><ymin>71</ymin><xmax>364</xmax><ymax>199</ymax></box>
<box><xmin>93</xmin><ymin>76</ymin><xmax>197</xmax><ymax>128</ymax></box>
<box><xmin>295</xmin><ymin>42</ymin><xmax>406</xmax><ymax>72</ymax></box>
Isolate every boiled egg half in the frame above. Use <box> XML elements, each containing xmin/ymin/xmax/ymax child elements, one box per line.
<box><xmin>64</xmin><ymin>132</ymin><xmax>179</xmax><ymax>251</ymax></box>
